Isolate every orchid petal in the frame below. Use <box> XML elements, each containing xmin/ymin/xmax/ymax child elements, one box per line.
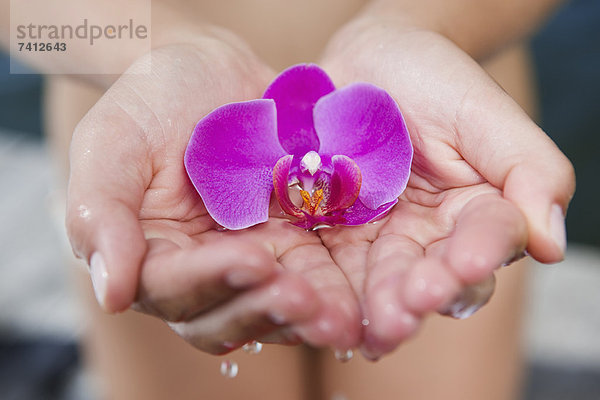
<box><xmin>263</xmin><ymin>64</ymin><xmax>335</xmax><ymax>155</ymax></box>
<box><xmin>322</xmin><ymin>155</ymin><xmax>361</xmax><ymax>213</ymax></box>
<box><xmin>184</xmin><ymin>99</ymin><xmax>285</xmax><ymax>230</ymax></box>
<box><xmin>342</xmin><ymin>198</ymin><xmax>398</xmax><ymax>226</ymax></box>
<box><xmin>314</xmin><ymin>83</ymin><xmax>412</xmax><ymax>209</ymax></box>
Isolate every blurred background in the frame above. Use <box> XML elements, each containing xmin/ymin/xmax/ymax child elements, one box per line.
<box><xmin>0</xmin><ymin>0</ymin><xmax>599</xmax><ymax>399</ymax></box>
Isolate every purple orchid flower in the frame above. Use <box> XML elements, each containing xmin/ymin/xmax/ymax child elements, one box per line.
<box><xmin>184</xmin><ymin>64</ymin><xmax>412</xmax><ymax>230</ymax></box>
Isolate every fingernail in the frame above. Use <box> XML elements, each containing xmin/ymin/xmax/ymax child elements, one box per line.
<box><xmin>358</xmin><ymin>336</ymin><xmax>382</xmax><ymax>362</ymax></box>
<box><xmin>90</xmin><ymin>252</ymin><xmax>108</xmax><ymax>309</ymax></box>
<box><xmin>359</xmin><ymin>346</ymin><xmax>381</xmax><ymax>362</ymax></box>
<box><xmin>439</xmin><ymin>274</ymin><xmax>495</xmax><ymax>319</ymax></box>
<box><xmin>549</xmin><ymin>204</ymin><xmax>567</xmax><ymax>257</ymax></box>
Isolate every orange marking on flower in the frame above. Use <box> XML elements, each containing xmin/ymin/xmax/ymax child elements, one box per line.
<box><xmin>313</xmin><ymin>189</ymin><xmax>324</xmax><ymax>210</ymax></box>
<box><xmin>300</xmin><ymin>189</ymin><xmax>324</xmax><ymax>215</ymax></box>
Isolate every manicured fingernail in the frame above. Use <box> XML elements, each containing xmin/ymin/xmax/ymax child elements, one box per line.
<box><xmin>90</xmin><ymin>252</ymin><xmax>108</xmax><ymax>309</ymax></box>
<box><xmin>549</xmin><ymin>204</ymin><xmax>566</xmax><ymax>257</ymax></box>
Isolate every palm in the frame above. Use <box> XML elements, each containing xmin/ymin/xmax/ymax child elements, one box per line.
<box><xmin>69</xmin><ymin>43</ymin><xmax>361</xmax><ymax>352</ymax></box>
<box><xmin>130</xmin><ymin>36</ymin><xmax>506</xmax><ymax>354</ymax></box>
<box><xmin>316</xmin><ymin>29</ymin><xmax>533</xmax><ymax>356</ymax></box>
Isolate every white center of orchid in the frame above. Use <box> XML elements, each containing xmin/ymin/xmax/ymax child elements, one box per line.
<box><xmin>300</xmin><ymin>151</ymin><xmax>322</xmax><ymax>176</ymax></box>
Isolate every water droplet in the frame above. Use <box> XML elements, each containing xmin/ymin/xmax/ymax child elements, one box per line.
<box><xmin>216</xmin><ymin>225</ymin><xmax>228</xmax><ymax>232</ymax></box>
<box><xmin>361</xmin><ymin>318</ymin><xmax>370</xmax><ymax>327</ymax></box>
<box><xmin>334</xmin><ymin>349</ymin><xmax>353</xmax><ymax>363</ymax></box>
<box><xmin>270</xmin><ymin>284</ymin><xmax>281</xmax><ymax>296</ymax></box>
<box><xmin>220</xmin><ymin>360</ymin><xmax>238</xmax><ymax>378</ymax></box>
<box><xmin>242</xmin><ymin>340</ymin><xmax>263</xmax><ymax>354</ymax></box>
<box><xmin>78</xmin><ymin>205</ymin><xmax>91</xmax><ymax>219</ymax></box>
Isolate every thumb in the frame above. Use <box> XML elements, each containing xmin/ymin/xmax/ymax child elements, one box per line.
<box><xmin>66</xmin><ymin>104</ymin><xmax>149</xmax><ymax>313</ymax></box>
<box><xmin>457</xmin><ymin>80</ymin><xmax>575</xmax><ymax>263</ymax></box>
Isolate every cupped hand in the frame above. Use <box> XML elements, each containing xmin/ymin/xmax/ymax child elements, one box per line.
<box><xmin>66</xmin><ymin>37</ymin><xmax>360</xmax><ymax>354</ymax></box>
<box><xmin>319</xmin><ymin>20</ymin><xmax>575</xmax><ymax>359</ymax></box>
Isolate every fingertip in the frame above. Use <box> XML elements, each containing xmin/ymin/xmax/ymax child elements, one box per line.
<box><xmin>445</xmin><ymin>195</ymin><xmax>527</xmax><ymax>284</ymax></box>
<box><xmin>403</xmin><ymin>258</ymin><xmax>460</xmax><ymax>314</ymax></box>
<box><xmin>293</xmin><ymin>289</ymin><xmax>361</xmax><ymax>349</ymax></box>
<box><xmin>75</xmin><ymin>203</ymin><xmax>146</xmax><ymax>313</ymax></box>
<box><xmin>360</xmin><ymin>311</ymin><xmax>419</xmax><ymax>361</ymax></box>
<box><xmin>362</xmin><ymin>278</ymin><xmax>420</xmax><ymax>357</ymax></box>
<box><xmin>89</xmin><ymin>252</ymin><xmax>108</xmax><ymax>309</ymax></box>
<box><xmin>267</xmin><ymin>273</ymin><xmax>320</xmax><ymax>323</ymax></box>
<box><xmin>438</xmin><ymin>274</ymin><xmax>496</xmax><ymax>319</ymax></box>
<box><xmin>549</xmin><ymin>203</ymin><xmax>567</xmax><ymax>257</ymax></box>
<box><xmin>525</xmin><ymin>203</ymin><xmax>566</xmax><ymax>264</ymax></box>
<box><xmin>504</xmin><ymin>159</ymin><xmax>574</xmax><ymax>264</ymax></box>
<box><xmin>446</xmin><ymin>249</ymin><xmax>495</xmax><ymax>285</ymax></box>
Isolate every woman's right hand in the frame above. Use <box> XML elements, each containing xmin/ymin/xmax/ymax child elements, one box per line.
<box><xmin>66</xmin><ymin>36</ymin><xmax>362</xmax><ymax>354</ymax></box>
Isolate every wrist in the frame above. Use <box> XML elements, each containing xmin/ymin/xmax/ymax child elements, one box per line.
<box><xmin>337</xmin><ymin>0</ymin><xmax>563</xmax><ymax>61</ymax></box>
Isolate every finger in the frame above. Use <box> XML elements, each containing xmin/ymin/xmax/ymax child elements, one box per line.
<box><xmin>318</xmin><ymin>224</ymin><xmax>376</xmax><ymax>295</ymax></box>
<box><xmin>402</xmin><ymin>256</ymin><xmax>461</xmax><ymax>315</ymax></box>
<box><xmin>259</xmin><ymin>222</ymin><xmax>361</xmax><ymax>350</ymax></box>
<box><xmin>66</xmin><ymin>99</ymin><xmax>150</xmax><ymax>313</ymax></box>
<box><xmin>456</xmin><ymin>80</ymin><xmax>575</xmax><ymax>263</ymax></box>
<box><xmin>359</xmin><ymin>233</ymin><xmax>424</xmax><ymax>360</ymax></box>
<box><xmin>403</xmin><ymin>238</ymin><xmax>497</xmax><ymax>319</ymax></box>
<box><xmin>281</xmin><ymin>242</ymin><xmax>362</xmax><ymax>351</ymax></box>
<box><xmin>168</xmin><ymin>273</ymin><xmax>318</xmax><ymax>355</ymax></box>
<box><xmin>438</xmin><ymin>274</ymin><xmax>497</xmax><ymax>319</ymax></box>
<box><xmin>134</xmin><ymin>238</ymin><xmax>279</xmax><ymax>321</ymax></box>
<box><xmin>443</xmin><ymin>194</ymin><xmax>528</xmax><ymax>284</ymax></box>
<box><xmin>257</xmin><ymin>328</ymin><xmax>303</xmax><ymax>346</ymax></box>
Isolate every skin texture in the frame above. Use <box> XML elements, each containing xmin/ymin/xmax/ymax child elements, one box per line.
<box><xmin>61</xmin><ymin>2</ymin><xmax>575</xmax><ymax>357</ymax></box>
<box><xmin>9</xmin><ymin>0</ymin><xmax>572</xmax><ymax>397</ymax></box>
<box><xmin>66</xmin><ymin>41</ymin><xmax>364</xmax><ymax>353</ymax></box>
<box><xmin>63</xmin><ymin>43</ymin><xmax>534</xmax><ymax>400</ymax></box>
<box><xmin>317</xmin><ymin>19</ymin><xmax>575</xmax><ymax>357</ymax></box>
